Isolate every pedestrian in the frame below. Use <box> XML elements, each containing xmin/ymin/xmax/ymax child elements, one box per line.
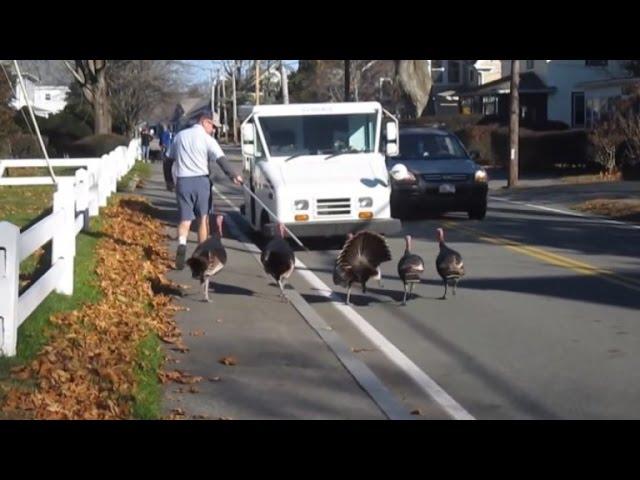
<box><xmin>164</xmin><ymin>111</ymin><xmax>243</xmax><ymax>270</ymax></box>
<box><xmin>160</xmin><ymin>125</ymin><xmax>173</xmax><ymax>161</ymax></box>
<box><xmin>141</xmin><ymin>127</ymin><xmax>153</xmax><ymax>162</ymax></box>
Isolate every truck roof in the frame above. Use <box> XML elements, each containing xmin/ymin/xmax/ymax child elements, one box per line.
<box><xmin>251</xmin><ymin>101</ymin><xmax>383</xmax><ymax>117</ymax></box>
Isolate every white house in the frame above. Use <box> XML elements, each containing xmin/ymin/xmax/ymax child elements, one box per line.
<box><xmin>458</xmin><ymin>60</ymin><xmax>632</xmax><ymax>128</ymax></box>
<box><xmin>10</xmin><ymin>73</ymin><xmax>70</xmax><ymax>118</ymax></box>
<box><xmin>426</xmin><ymin>60</ymin><xmax>502</xmax><ymax>115</ymax></box>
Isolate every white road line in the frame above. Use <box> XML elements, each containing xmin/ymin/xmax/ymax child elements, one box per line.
<box><xmin>213</xmin><ymin>185</ymin><xmax>413</xmax><ymax>421</ymax></box>
<box><xmin>214</xmin><ymin>184</ymin><xmax>475</xmax><ymax>421</ymax></box>
<box><xmin>294</xmin><ymin>265</ymin><xmax>475</xmax><ymax>421</ymax></box>
<box><xmin>489</xmin><ymin>196</ymin><xmax>640</xmax><ymax>230</ymax></box>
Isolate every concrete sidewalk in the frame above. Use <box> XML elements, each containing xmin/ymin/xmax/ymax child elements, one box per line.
<box><xmin>137</xmin><ymin>162</ymin><xmax>387</xmax><ymax>419</ymax></box>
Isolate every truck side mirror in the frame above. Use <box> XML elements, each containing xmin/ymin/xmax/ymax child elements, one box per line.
<box><xmin>385</xmin><ymin>122</ymin><xmax>399</xmax><ymax>157</ymax></box>
<box><xmin>242</xmin><ymin>123</ymin><xmax>255</xmax><ymax>163</ymax></box>
<box><xmin>386</xmin><ymin>122</ymin><xmax>398</xmax><ymax>142</ymax></box>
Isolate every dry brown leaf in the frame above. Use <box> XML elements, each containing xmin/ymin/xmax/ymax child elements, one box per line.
<box><xmin>410</xmin><ymin>409</ymin><xmax>423</xmax><ymax>416</ymax></box>
<box><xmin>208</xmin><ymin>376</ymin><xmax>222</xmax><ymax>382</ymax></box>
<box><xmin>351</xmin><ymin>347</ymin><xmax>376</xmax><ymax>353</ymax></box>
<box><xmin>188</xmin><ymin>386</ymin><xmax>200</xmax><ymax>394</ymax></box>
<box><xmin>189</xmin><ymin>330</ymin><xmax>206</xmax><ymax>337</ymax></box>
<box><xmin>219</xmin><ymin>356</ymin><xmax>237</xmax><ymax>366</ymax></box>
<box><xmin>1</xmin><ymin>197</ymin><xmax>182</xmax><ymax>420</ymax></box>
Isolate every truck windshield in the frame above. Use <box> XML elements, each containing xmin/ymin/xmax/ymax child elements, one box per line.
<box><xmin>257</xmin><ymin>114</ymin><xmax>377</xmax><ymax>157</ymax></box>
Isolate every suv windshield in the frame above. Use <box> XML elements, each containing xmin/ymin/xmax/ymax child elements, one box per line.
<box><xmin>397</xmin><ymin>133</ymin><xmax>468</xmax><ymax>160</ymax></box>
<box><xmin>258</xmin><ymin>114</ymin><xmax>376</xmax><ymax>157</ymax></box>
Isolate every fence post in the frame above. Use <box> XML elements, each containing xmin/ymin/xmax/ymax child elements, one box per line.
<box><xmin>52</xmin><ymin>179</ymin><xmax>75</xmax><ymax>296</ymax></box>
<box><xmin>0</xmin><ymin>221</ymin><xmax>20</xmax><ymax>357</ymax></box>
<box><xmin>75</xmin><ymin>168</ymin><xmax>90</xmax><ymax>231</ymax></box>
<box><xmin>98</xmin><ymin>154</ymin><xmax>109</xmax><ymax>207</ymax></box>
<box><xmin>87</xmin><ymin>162</ymin><xmax>100</xmax><ymax>216</ymax></box>
<box><xmin>108</xmin><ymin>151</ymin><xmax>117</xmax><ymax>195</ymax></box>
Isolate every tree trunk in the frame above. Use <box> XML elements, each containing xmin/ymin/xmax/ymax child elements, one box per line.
<box><xmin>508</xmin><ymin>60</ymin><xmax>520</xmax><ymax>188</ymax></box>
<box><xmin>344</xmin><ymin>60</ymin><xmax>351</xmax><ymax>101</ymax></box>
<box><xmin>93</xmin><ymin>81</ymin><xmax>111</xmax><ymax>134</ymax></box>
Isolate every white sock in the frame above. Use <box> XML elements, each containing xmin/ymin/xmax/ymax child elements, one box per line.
<box><xmin>179</xmin><ymin>236</ymin><xmax>187</xmax><ymax>245</ymax></box>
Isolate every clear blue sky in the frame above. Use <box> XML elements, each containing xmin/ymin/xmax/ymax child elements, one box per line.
<box><xmin>182</xmin><ymin>60</ymin><xmax>299</xmax><ymax>84</ymax></box>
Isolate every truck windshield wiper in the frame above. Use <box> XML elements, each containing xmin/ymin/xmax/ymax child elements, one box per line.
<box><xmin>325</xmin><ymin>148</ymin><xmax>364</xmax><ymax>159</ymax></box>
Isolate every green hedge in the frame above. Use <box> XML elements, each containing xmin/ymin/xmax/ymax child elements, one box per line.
<box><xmin>455</xmin><ymin>125</ymin><xmax>594</xmax><ymax>171</ymax></box>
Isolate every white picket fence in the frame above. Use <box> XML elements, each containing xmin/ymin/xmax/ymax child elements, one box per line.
<box><xmin>0</xmin><ymin>139</ymin><xmax>141</xmax><ymax>356</ymax></box>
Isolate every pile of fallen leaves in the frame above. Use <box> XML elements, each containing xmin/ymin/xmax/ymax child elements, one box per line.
<box><xmin>573</xmin><ymin>198</ymin><xmax>640</xmax><ymax>222</ymax></box>
<box><xmin>1</xmin><ymin>196</ymin><xmax>184</xmax><ymax>419</ymax></box>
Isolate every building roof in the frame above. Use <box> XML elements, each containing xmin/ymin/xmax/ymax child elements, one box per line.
<box><xmin>457</xmin><ymin>72</ymin><xmax>556</xmax><ymax>97</ymax></box>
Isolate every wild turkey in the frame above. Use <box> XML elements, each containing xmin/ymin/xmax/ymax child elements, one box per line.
<box><xmin>261</xmin><ymin>223</ymin><xmax>296</xmax><ymax>301</ymax></box>
<box><xmin>397</xmin><ymin>235</ymin><xmax>424</xmax><ymax>305</ymax></box>
<box><xmin>334</xmin><ymin>231</ymin><xmax>392</xmax><ymax>305</ymax></box>
<box><xmin>333</xmin><ymin>233</ymin><xmax>353</xmax><ymax>289</ymax></box>
<box><xmin>186</xmin><ymin>214</ymin><xmax>227</xmax><ymax>302</ymax></box>
<box><xmin>435</xmin><ymin>228</ymin><xmax>465</xmax><ymax>299</ymax></box>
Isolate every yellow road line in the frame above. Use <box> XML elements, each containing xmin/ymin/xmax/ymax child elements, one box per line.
<box><xmin>443</xmin><ymin>221</ymin><xmax>640</xmax><ymax>294</ymax></box>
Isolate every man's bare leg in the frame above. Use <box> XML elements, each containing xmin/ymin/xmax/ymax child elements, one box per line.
<box><xmin>198</xmin><ymin>215</ymin><xmax>209</xmax><ymax>244</ymax></box>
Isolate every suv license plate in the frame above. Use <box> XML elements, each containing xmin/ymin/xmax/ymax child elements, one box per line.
<box><xmin>439</xmin><ymin>183</ymin><xmax>456</xmax><ymax>194</ymax></box>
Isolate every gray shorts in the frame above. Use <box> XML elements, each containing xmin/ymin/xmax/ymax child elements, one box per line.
<box><xmin>176</xmin><ymin>176</ymin><xmax>211</xmax><ymax>221</ymax></box>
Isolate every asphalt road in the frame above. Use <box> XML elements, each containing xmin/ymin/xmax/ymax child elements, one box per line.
<box><xmin>216</xmin><ymin>146</ymin><xmax>640</xmax><ymax>419</ymax></box>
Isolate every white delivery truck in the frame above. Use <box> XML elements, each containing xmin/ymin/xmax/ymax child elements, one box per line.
<box><xmin>240</xmin><ymin>101</ymin><xmax>402</xmax><ymax>238</ymax></box>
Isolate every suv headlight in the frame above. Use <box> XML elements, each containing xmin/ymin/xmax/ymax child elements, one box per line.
<box><xmin>358</xmin><ymin>197</ymin><xmax>373</xmax><ymax>208</ymax></box>
<box><xmin>294</xmin><ymin>199</ymin><xmax>309</xmax><ymax>210</ymax></box>
<box><xmin>474</xmin><ymin>169</ymin><xmax>488</xmax><ymax>183</ymax></box>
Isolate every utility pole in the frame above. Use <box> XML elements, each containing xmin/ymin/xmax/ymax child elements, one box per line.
<box><xmin>232</xmin><ymin>60</ymin><xmax>238</xmax><ymax>144</ymax></box>
<box><xmin>508</xmin><ymin>60</ymin><xmax>520</xmax><ymax>188</ymax></box>
<box><xmin>211</xmin><ymin>69</ymin><xmax>216</xmax><ymax>118</ymax></box>
<box><xmin>221</xmin><ymin>74</ymin><xmax>228</xmax><ymax>142</ymax></box>
<box><xmin>281</xmin><ymin>61</ymin><xmax>289</xmax><ymax>104</ymax></box>
<box><xmin>255</xmin><ymin>60</ymin><xmax>260</xmax><ymax>106</ymax></box>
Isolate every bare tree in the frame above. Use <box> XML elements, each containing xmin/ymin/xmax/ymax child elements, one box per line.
<box><xmin>395</xmin><ymin>60</ymin><xmax>432</xmax><ymax>118</ymax></box>
<box><xmin>64</xmin><ymin>60</ymin><xmax>111</xmax><ymax>134</ymax></box>
<box><xmin>110</xmin><ymin>60</ymin><xmax>188</xmax><ymax>136</ymax></box>
<box><xmin>589</xmin><ymin>119</ymin><xmax>620</xmax><ymax>176</ymax></box>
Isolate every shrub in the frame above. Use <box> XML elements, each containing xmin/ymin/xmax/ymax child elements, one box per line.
<box><xmin>67</xmin><ymin>134</ymin><xmax>129</xmax><ymax>158</ymax></box>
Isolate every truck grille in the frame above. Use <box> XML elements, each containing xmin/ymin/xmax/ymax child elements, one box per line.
<box><xmin>422</xmin><ymin>173</ymin><xmax>469</xmax><ymax>182</ymax></box>
<box><xmin>316</xmin><ymin>198</ymin><xmax>351</xmax><ymax>216</ymax></box>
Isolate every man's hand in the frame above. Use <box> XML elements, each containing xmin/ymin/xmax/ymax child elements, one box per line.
<box><xmin>232</xmin><ymin>175</ymin><xmax>244</xmax><ymax>186</ymax></box>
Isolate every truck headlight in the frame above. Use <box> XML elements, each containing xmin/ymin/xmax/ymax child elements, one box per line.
<box><xmin>294</xmin><ymin>199</ymin><xmax>309</xmax><ymax>210</ymax></box>
<box><xmin>474</xmin><ymin>169</ymin><xmax>488</xmax><ymax>183</ymax></box>
<box><xmin>358</xmin><ymin>197</ymin><xmax>373</xmax><ymax>208</ymax></box>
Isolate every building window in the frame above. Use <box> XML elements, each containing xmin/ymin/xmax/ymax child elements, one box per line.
<box><xmin>431</xmin><ymin>60</ymin><xmax>444</xmax><ymax>84</ymax></box>
<box><xmin>448</xmin><ymin>61</ymin><xmax>461</xmax><ymax>84</ymax></box>
<box><xmin>572</xmin><ymin>92</ymin><xmax>585</xmax><ymax>127</ymax></box>
<box><xmin>45</xmin><ymin>93</ymin><xmax>51</xmax><ymax>101</ymax></box>
<box><xmin>526</xmin><ymin>60</ymin><xmax>535</xmax><ymax>70</ymax></box>
<box><xmin>585</xmin><ymin>60</ymin><xmax>608</xmax><ymax>67</ymax></box>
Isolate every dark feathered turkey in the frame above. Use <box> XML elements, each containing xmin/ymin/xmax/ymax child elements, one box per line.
<box><xmin>261</xmin><ymin>223</ymin><xmax>295</xmax><ymax>301</ymax></box>
<box><xmin>397</xmin><ymin>235</ymin><xmax>424</xmax><ymax>305</ymax></box>
<box><xmin>186</xmin><ymin>214</ymin><xmax>227</xmax><ymax>302</ymax></box>
<box><xmin>435</xmin><ymin>227</ymin><xmax>465</xmax><ymax>299</ymax></box>
<box><xmin>334</xmin><ymin>230</ymin><xmax>392</xmax><ymax>305</ymax></box>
